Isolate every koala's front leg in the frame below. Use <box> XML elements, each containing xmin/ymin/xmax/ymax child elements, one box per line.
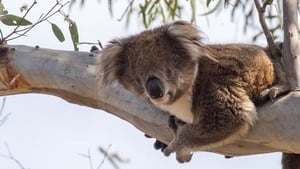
<box><xmin>163</xmin><ymin>106</ymin><xmax>253</xmax><ymax>163</ymax></box>
<box><xmin>164</xmin><ymin>116</ymin><xmax>193</xmax><ymax>163</ymax></box>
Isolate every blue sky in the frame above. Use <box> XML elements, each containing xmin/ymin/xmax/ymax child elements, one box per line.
<box><xmin>0</xmin><ymin>1</ymin><xmax>282</xmax><ymax>169</ymax></box>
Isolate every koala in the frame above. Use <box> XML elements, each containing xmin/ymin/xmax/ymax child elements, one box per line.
<box><xmin>99</xmin><ymin>21</ymin><xmax>289</xmax><ymax>163</ymax></box>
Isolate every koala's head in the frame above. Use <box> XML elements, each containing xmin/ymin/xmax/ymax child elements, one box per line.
<box><xmin>100</xmin><ymin>21</ymin><xmax>210</xmax><ymax>106</ymax></box>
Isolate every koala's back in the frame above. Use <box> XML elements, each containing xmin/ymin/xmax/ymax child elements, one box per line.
<box><xmin>197</xmin><ymin>44</ymin><xmax>275</xmax><ymax>103</ymax></box>
<box><xmin>191</xmin><ymin>44</ymin><xmax>275</xmax><ymax>133</ymax></box>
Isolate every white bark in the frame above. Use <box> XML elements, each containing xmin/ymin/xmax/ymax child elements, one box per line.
<box><xmin>1</xmin><ymin>45</ymin><xmax>300</xmax><ymax>157</ymax></box>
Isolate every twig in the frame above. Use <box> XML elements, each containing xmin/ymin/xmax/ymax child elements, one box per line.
<box><xmin>261</xmin><ymin>0</ymin><xmax>273</xmax><ymax>12</ymax></box>
<box><xmin>0</xmin><ymin>97</ymin><xmax>6</xmax><ymax>116</ymax></box>
<box><xmin>79</xmin><ymin>149</ymin><xmax>94</xmax><ymax>169</ymax></box>
<box><xmin>88</xmin><ymin>149</ymin><xmax>94</xmax><ymax>169</ymax></box>
<box><xmin>96</xmin><ymin>144</ymin><xmax>111</xmax><ymax>169</ymax></box>
<box><xmin>0</xmin><ymin>97</ymin><xmax>9</xmax><ymax>127</ymax></box>
<box><xmin>98</xmin><ymin>145</ymin><xmax>129</xmax><ymax>169</ymax></box>
<box><xmin>12</xmin><ymin>1</ymin><xmax>37</xmax><ymax>34</ymax></box>
<box><xmin>77</xmin><ymin>42</ymin><xmax>98</xmax><ymax>45</ymax></box>
<box><xmin>117</xmin><ymin>0</ymin><xmax>135</xmax><ymax>21</ymax></box>
<box><xmin>0</xmin><ymin>113</ymin><xmax>11</xmax><ymax>127</ymax></box>
<box><xmin>3</xmin><ymin>0</ymin><xmax>38</xmax><ymax>41</ymax></box>
<box><xmin>98</xmin><ymin>40</ymin><xmax>103</xmax><ymax>50</ymax></box>
<box><xmin>0</xmin><ymin>143</ymin><xmax>27</xmax><ymax>169</ymax></box>
<box><xmin>4</xmin><ymin>0</ymin><xmax>70</xmax><ymax>42</ymax></box>
<box><xmin>254</xmin><ymin>0</ymin><xmax>278</xmax><ymax>58</ymax></box>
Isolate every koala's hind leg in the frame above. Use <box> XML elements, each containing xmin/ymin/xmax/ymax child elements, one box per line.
<box><xmin>164</xmin><ymin>92</ymin><xmax>257</xmax><ymax>163</ymax></box>
<box><xmin>261</xmin><ymin>59</ymin><xmax>290</xmax><ymax>102</ymax></box>
<box><xmin>261</xmin><ymin>42</ymin><xmax>290</xmax><ymax>102</ymax></box>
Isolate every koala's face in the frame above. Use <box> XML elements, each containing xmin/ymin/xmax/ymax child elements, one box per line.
<box><xmin>101</xmin><ymin>21</ymin><xmax>206</xmax><ymax>106</ymax></box>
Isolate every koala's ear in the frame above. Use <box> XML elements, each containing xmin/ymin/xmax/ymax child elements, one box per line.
<box><xmin>167</xmin><ymin>21</ymin><xmax>218</xmax><ymax>63</ymax></box>
<box><xmin>99</xmin><ymin>40</ymin><xmax>123</xmax><ymax>86</ymax></box>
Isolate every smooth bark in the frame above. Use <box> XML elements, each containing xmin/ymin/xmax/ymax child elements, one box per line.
<box><xmin>283</xmin><ymin>0</ymin><xmax>300</xmax><ymax>90</ymax></box>
<box><xmin>0</xmin><ymin>45</ymin><xmax>299</xmax><ymax>157</ymax></box>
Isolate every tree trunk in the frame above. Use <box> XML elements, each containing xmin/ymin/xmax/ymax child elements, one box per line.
<box><xmin>281</xmin><ymin>1</ymin><xmax>300</xmax><ymax>168</ymax></box>
<box><xmin>282</xmin><ymin>0</ymin><xmax>300</xmax><ymax>90</ymax></box>
<box><xmin>0</xmin><ymin>45</ymin><xmax>299</xmax><ymax>157</ymax></box>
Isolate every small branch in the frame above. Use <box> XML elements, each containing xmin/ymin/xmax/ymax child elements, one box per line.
<box><xmin>98</xmin><ymin>145</ymin><xmax>129</xmax><ymax>169</ymax></box>
<box><xmin>0</xmin><ymin>143</ymin><xmax>27</xmax><ymax>169</ymax></box>
<box><xmin>97</xmin><ymin>145</ymin><xmax>111</xmax><ymax>169</ymax></box>
<box><xmin>0</xmin><ymin>97</ymin><xmax>6</xmax><ymax>116</ymax></box>
<box><xmin>117</xmin><ymin>0</ymin><xmax>135</xmax><ymax>21</ymax></box>
<box><xmin>254</xmin><ymin>0</ymin><xmax>278</xmax><ymax>58</ymax></box>
<box><xmin>12</xmin><ymin>0</ymin><xmax>37</xmax><ymax>33</ymax></box>
<box><xmin>261</xmin><ymin>0</ymin><xmax>273</xmax><ymax>13</ymax></box>
<box><xmin>3</xmin><ymin>0</ymin><xmax>38</xmax><ymax>41</ymax></box>
<box><xmin>0</xmin><ymin>112</ymin><xmax>10</xmax><ymax>127</ymax></box>
<box><xmin>79</xmin><ymin>149</ymin><xmax>94</xmax><ymax>169</ymax></box>
<box><xmin>4</xmin><ymin>0</ymin><xmax>70</xmax><ymax>42</ymax></box>
<box><xmin>0</xmin><ymin>97</ymin><xmax>10</xmax><ymax>127</ymax></box>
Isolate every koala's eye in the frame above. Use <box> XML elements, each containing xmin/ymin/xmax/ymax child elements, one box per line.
<box><xmin>146</xmin><ymin>77</ymin><xmax>165</xmax><ymax>99</ymax></box>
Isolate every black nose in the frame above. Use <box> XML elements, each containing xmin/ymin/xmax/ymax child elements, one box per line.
<box><xmin>146</xmin><ymin>77</ymin><xmax>165</xmax><ymax>99</ymax></box>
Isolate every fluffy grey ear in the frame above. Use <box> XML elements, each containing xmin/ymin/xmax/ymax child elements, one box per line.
<box><xmin>167</xmin><ymin>21</ymin><xmax>218</xmax><ymax>62</ymax></box>
<box><xmin>99</xmin><ymin>40</ymin><xmax>123</xmax><ymax>86</ymax></box>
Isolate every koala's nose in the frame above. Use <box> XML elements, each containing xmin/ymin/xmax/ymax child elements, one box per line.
<box><xmin>146</xmin><ymin>77</ymin><xmax>165</xmax><ymax>99</ymax></box>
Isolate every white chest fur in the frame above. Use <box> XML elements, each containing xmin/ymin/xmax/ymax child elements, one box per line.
<box><xmin>157</xmin><ymin>93</ymin><xmax>194</xmax><ymax>124</ymax></box>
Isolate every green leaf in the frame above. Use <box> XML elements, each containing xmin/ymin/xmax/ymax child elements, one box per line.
<box><xmin>0</xmin><ymin>3</ymin><xmax>8</xmax><ymax>15</ymax></box>
<box><xmin>69</xmin><ymin>21</ymin><xmax>79</xmax><ymax>51</ymax></box>
<box><xmin>0</xmin><ymin>14</ymin><xmax>32</xmax><ymax>26</ymax></box>
<box><xmin>51</xmin><ymin>23</ymin><xmax>65</xmax><ymax>42</ymax></box>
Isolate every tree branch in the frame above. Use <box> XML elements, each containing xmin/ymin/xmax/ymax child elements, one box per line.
<box><xmin>282</xmin><ymin>0</ymin><xmax>300</xmax><ymax>90</ymax></box>
<box><xmin>254</xmin><ymin>0</ymin><xmax>278</xmax><ymax>58</ymax></box>
<box><xmin>0</xmin><ymin>45</ymin><xmax>300</xmax><ymax>157</ymax></box>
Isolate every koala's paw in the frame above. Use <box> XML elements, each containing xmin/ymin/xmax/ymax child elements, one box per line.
<box><xmin>260</xmin><ymin>88</ymin><xmax>276</xmax><ymax>102</ymax></box>
<box><xmin>260</xmin><ymin>84</ymin><xmax>290</xmax><ymax>102</ymax></box>
<box><xmin>163</xmin><ymin>141</ymin><xmax>193</xmax><ymax>163</ymax></box>
<box><xmin>176</xmin><ymin>152</ymin><xmax>193</xmax><ymax>163</ymax></box>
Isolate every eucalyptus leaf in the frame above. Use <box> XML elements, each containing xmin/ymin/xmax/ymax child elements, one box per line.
<box><xmin>69</xmin><ymin>22</ymin><xmax>79</xmax><ymax>51</ymax></box>
<box><xmin>0</xmin><ymin>14</ymin><xmax>32</xmax><ymax>26</ymax></box>
<box><xmin>51</xmin><ymin>23</ymin><xmax>65</xmax><ymax>42</ymax></box>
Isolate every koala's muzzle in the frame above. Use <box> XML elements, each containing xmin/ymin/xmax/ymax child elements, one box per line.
<box><xmin>146</xmin><ymin>77</ymin><xmax>165</xmax><ymax>99</ymax></box>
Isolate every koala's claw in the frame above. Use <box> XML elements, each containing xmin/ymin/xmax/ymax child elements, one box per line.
<box><xmin>260</xmin><ymin>88</ymin><xmax>277</xmax><ymax>102</ymax></box>
<box><xmin>268</xmin><ymin>88</ymin><xmax>279</xmax><ymax>102</ymax></box>
<box><xmin>260</xmin><ymin>84</ymin><xmax>290</xmax><ymax>103</ymax></box>
<box><xmin>164</xmin><ymin>143</ymin><xmax>193</xmax><ymax>163</ymax></box>
<box><xmin>154</xmin><ymin>140</ymin><xmax>167</xmax><ymax>152</ymax></box>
